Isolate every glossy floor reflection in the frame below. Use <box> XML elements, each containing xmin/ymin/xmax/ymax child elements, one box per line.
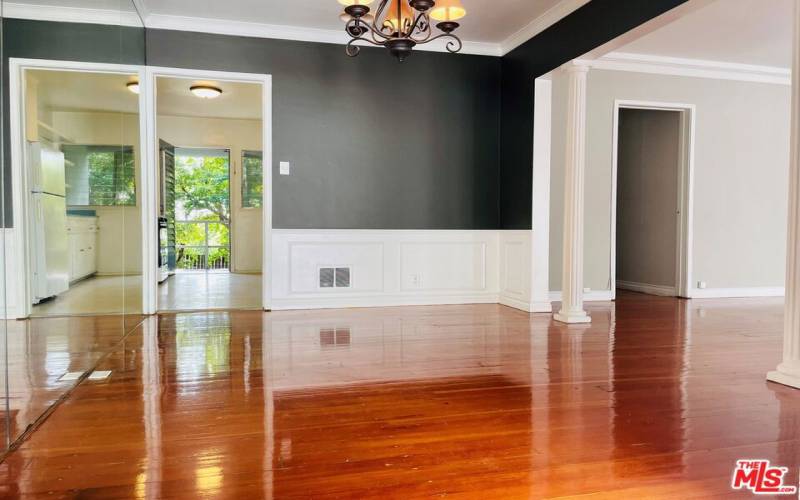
<box><xmin>31</xmin><ymin>275</ymin><xmax>143</xmax><ymax>316</ymax></box>
<box><xmin>1</xmin><ymin>314</ymin><xmax>143</xmax><ymax>451</ymax></box>
<box><xmin>1</xmin><ymin>292</ymin><xmax>799</xmax><ymax>498</ymax></box>
<box><xmin>158</xmin><ymin>272</ymin><xmax>262</xmax><ymax>311</ymax></box>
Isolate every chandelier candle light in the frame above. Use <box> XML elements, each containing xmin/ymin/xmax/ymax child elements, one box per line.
<box><xmin>338</xmin><ymin>0</ymin><xmax>467</xmax><ymax>62</ymax></box>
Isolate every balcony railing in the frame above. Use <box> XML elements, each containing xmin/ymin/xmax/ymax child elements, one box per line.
<box><xmin>176</xmin><ymin>220</ymin><xmax>230</xmax><ymax>272</ymax></box>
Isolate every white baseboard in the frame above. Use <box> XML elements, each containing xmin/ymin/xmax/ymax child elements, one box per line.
<box><xmin>499</xmin><ymin>294</ymin><xmax>553</xmax><ymax>313</ymax></box>
<box><xmin>690</xmin><ymin>287</ymin><xmax>785</xmax><ymax>298</ymax></box>
<box><xmin>272</xmin><ymin>292</ymin><xmax>499</xmax><ymax>310</ymax></box>
<box><xmin>617</xmin><ymin>280</ymin><xmax>676</xmax><ymax>297</ymax></box>
<box><xmin>549</xmin><ymin>290</ymin><xmax>615</xmax><ymax>302</ymax></box>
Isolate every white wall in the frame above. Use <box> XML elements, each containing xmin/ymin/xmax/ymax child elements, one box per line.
<box><xmin>157</xmin><ymin>115</ymin><xmax>263</xmax><ymax>273</ymax></box>
<box><xmin>272</xmin><ymin>230</ymin><xmax>501</xmax><ymax>310</ymax></box>
<box><xmin>51</xmin><ymin>111</ymin><xmax>143</xmax><ymax>275</ymax></box>
<box><xmin>550</xmin><ymin>68</ymin><xmax>790</xmax><ymax>295</ymax></box>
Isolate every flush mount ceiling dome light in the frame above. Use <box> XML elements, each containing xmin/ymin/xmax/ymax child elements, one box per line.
<box><xmin>190</xmin><ymin>85</ymin><xmax>223</xmax><ymax>99</ymax></box>
<box><xmin>126</xmin><ymin>81</ymin><xmax>140</xmax><ymax>94</ymax></box>
<box><xmin>338</xmin><ymin>0</ymin><xmax>466</xmax><ymax>62</ymax></box>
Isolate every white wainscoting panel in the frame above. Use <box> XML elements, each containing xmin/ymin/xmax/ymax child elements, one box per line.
<box><xmin>499</xmin><ymin>231</ymin><xmax>533</xmax><ymax>311</ymax></box>
<box><xmin>272</xmin><ymin>230</ymin><xmax>501</xmax><ymax>310</ymax></box>
<box><xmin>0</xmin><ymin>229</ymin><xmax>24</xmax><ymax>319</ymax></box>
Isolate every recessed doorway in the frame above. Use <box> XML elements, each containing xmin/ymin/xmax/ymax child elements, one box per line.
<box><xmin>611</xmin><ymin>101</ymin><xmax>695</xmax><ymax>298</ymax></box>
<box><xmin>152</xmin><ymin>74</ymin><xmax>267</xmax><ymax>312</ymax></box>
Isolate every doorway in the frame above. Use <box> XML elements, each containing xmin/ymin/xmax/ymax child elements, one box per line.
<box><xmin>611</xmin><ymin>101</ymin><xmax>695</xmax><ymax>298</ymax></box>
<box><xmin>153</xmin><ymin>74</ymin><xmax>265</xmax><ymax>311</ymax></box>
<box><xmin>10</xmin><ymin>62</ymin><xmax>144</xmax><ymax>318</ymax></box>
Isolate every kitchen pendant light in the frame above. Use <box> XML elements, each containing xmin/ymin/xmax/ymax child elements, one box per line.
<box><xmin>190</xmin><ymin>85</ymin><xmax>223</xmax><ymax>99</ymax></box>
<box><xmin>126</xmin><ymin>81</ymin><xmax>140</xmax><ymax>94</ymax></box>
<box><xmin>338</xmin><ymin>0</ymin><xmax>466</xmax><ymax>62</ymax></box>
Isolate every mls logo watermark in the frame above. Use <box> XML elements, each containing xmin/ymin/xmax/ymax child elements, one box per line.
<box><xmin>731</xmin><ymin>460</ymin><xmax>797</xmax><ymax>495</ymax></box>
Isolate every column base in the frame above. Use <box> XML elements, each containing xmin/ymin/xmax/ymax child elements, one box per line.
<box><xmin>767</xmin><ymin>364</ymin><xmax>800</xmax><ymax>389</ymax></box>
<box><xmin>553</xmin><ymin>310</ymin><xmax>591</xmax><ymax>324</ymax></box>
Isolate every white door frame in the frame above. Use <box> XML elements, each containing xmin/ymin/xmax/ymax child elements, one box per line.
<box><xmin>144</xmin><ymin>66</ymin><xmax>273</xmax><ymax>313</ymax></box>
<box><xmin>610</xmin><ymin>99</ymin><xmax>696</xmax><ymax>299</ymax></box>
<box><xmin>8</xmin><ymin>58</ymin><xmax>147</xmax><ymax>318</ymax></box>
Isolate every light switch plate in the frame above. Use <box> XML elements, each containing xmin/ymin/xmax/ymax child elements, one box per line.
<box><xmin>280</xmin><ymin>161</ymin><xmax>291</xmax><ymax>175</ymax></box>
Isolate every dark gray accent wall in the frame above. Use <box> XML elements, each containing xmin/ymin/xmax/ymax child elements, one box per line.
<box><xmin>498</xmin><ymin>0</ymin><xmax>689</xmax><ymax>229</ymax></box>
<box><xmin>1</xmin><ymin>18</ymin><xmax>145</xmax><ymax>225</ymax></box>
<box><xmin>146</xmin><ymin>29</ymin><xmax>501</xmax><ymax>229</ymax></box>
<box><xmin>3</xmin><ymin>2</ymin><xmax>695</xmax><ymax>230</ymax></box>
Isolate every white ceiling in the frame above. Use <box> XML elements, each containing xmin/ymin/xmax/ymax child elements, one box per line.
<box><xmin>620</xmin><ymin>0</ymin><xmax>793</xmax><ymax>68</ymax></box>
<box><xmin>5</xmin><ymin>0</ymin><xmax>590</xmax><ymax>55</ymax></box>
<box><xmin>139</xmin><ymin>0</ymin><xmax>565</xmax><ymax>44</ymax></box>
<box><xmin>156</xmin><ymin>76</ymin><xmax>262</xmax><ymax>120</ymax></box>
<box><xmin>31</xmin><ymin>69</ymin><xmax>140</xmax><ymax>114</ymax></box>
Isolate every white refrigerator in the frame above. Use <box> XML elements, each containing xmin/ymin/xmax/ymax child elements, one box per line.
<box><xmin>29</xmin><ymin>142</ymin><xmax>69</xmax><ymax>303</ymax></box>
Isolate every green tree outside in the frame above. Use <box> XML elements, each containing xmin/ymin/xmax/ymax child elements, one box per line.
<box><xmin>175</xmin><ymin>153</ymin><xmax>230</xmax><ymax>270</ymax></box>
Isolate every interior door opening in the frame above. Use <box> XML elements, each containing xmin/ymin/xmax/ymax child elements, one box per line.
<box><xmin>154</xmin><ymin>75</ymin><xmax>264</xmax><ymax>312</ymax></box>
<box><xmin>613</xmin><ymin>104</ymin><xmax>692</xmax><ymax>298</ymax></box>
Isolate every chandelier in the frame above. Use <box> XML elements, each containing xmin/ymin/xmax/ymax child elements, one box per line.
<box><xmin>338</xmin><ymin>0</ymin><xmax>467</xmax><ymax>62</ymax></box>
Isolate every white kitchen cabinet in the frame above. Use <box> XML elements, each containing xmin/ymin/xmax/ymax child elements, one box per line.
<box><xmin>67</xmin><ymin>216</ymin><xmax>98</xmax><ymax>283</ymax></box>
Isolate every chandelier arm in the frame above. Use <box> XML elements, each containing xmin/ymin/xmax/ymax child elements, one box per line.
<box><xmin>345</xmin><ymin>35</ymin><xmax>383</xmax><ymax>57</ymax></box>
<box><xmin>371</xmin><ymin>0</ymin><xmax>390</xmax><ymax>33</ymax></box>
<box><xmin>405</xmin><ymin>12</ymin><xmax>430</xmax><ymax>41</ymax></box>
<box><xmin>423</xmin><ymin>32</ymin><xmax>463</xmax><ymax>53</ymax></box>
<box><xmin>408</xmin><ymin>13</ymin><xmax>433</xmax><ymax>43</ymax></box>
<box><xmin>345</xmin><ymin>17</ymin><xmax>392</xmax><ymax>42</ymax></box>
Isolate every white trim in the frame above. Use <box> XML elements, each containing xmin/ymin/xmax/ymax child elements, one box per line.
<box><xmin>584</xmin><ymin>52</ymin><xmax>791</xmax><ymax>86</ymax></box>
<box><xmin>616</xmin><ymin>280</ymin><xmax>676</xmax><ymax>297</ymax></box>
<box><xmin>9</xmin><ymin>58</ymin><xmax>146</xmax><ymax>319</ymax></box>
<box><xmin>500</xmin><ymin>0</ymin><xmax>590</xmax><ymax>55</ymax></box>
<box><xmin>3</xmin><ymin>2</ymin><xmax>144</xmax><ymax>27</ymax></box>
<box><xmin>531</xmin><ymin>77</ymin><xmax>553</xmax><ymax>313</ymax></box>
<box><xmin>498</xmin><ymin>294</ymin><xmax>532</xmax><ymax>312</ymax></box>
<box><xmin>610</xmin><ymin>100</ymin><xmax>695</xmax><ymax>301</ymax></box>
<box><xmin>262</xmin><ymin>76</ymin><xmax>274</xmax><ymax>311</ymax></box>
<box><xmin>4</xmin><ymin>0</ymin><xmax>598</xmax><ymax>58</ymax></box>
<box><xmin>146</xmin><ymin>13</ymin><xmax>501</xmax><ymax>57</ymax></box>
<box><xmin>549</xmin><ymin>290</ymin><xmax>615</xmax><ymax>302</ymax></box>
<box><xmin>145</xmin><ymin>66</ymin><xmax>273</xmax><ymax>312</ymax></box>
<box><xmin>272</xmin><ymin>292</ymin><xmax>499</xmax><ymax>311</ymax></box>
<box><xmin>691</xmin><ymin>287</ymin><xmax>785</xmax><ymax>298</ymax></box>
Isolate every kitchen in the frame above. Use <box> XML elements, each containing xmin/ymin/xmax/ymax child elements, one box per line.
<box><xmin>24</xmin><ymin>69</ymin><xmax>142</xmax><ymax>316</ymax></box>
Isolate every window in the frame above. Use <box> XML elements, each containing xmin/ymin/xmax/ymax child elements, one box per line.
<box><xmin>241</xmin><ymin>150</ymin><xmax>263</xmax><ymax>208</ymax></box>
<box><xmin>63</xmin><ymin>145</ymin><xmax>136</xmax><ymax>206</ymax></box>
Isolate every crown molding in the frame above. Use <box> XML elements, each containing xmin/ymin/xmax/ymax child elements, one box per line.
<box><xmin>580</xmin><ymin>51</ymin><xmax>791</xmax><ymax>86</ymax></box>
<box><xmin>499</xmin><ymin>0</ymin><xmax>590</xmax><ymax>56</ymax></box>
<box><xmin>145</xmin><ymin>13</ymin><xmax>502</xmax><ymax>56</ymax></box>
<box><xmin>3</xmin><ymin>2</ymin><xmax>144</xmax><ymax>27</ymax></box>
<box><xmin>2</xmin><ymin>2</ymin><xmax>502</xmax><ymax>57</ymax></box>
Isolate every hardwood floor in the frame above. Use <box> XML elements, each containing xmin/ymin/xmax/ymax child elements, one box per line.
<box><xmin>1</xmin><ymin>292</ymin><xmax>798</xmax><ymax>498</ymax></box>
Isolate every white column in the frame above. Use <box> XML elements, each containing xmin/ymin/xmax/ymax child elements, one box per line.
<box><xmin>531</xmin><ymin>77</ymin><xmax>553</xmax><ymax>313</ymax></box>
<box><xmin>768</xmin><ymin>0</ymin><xmax>800</xmax><ymax>388</ymax></box>
<box><xmin>554</xmin><ymin>62</ymin><xmax>591</xmax><ymax>324</ymax></box>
